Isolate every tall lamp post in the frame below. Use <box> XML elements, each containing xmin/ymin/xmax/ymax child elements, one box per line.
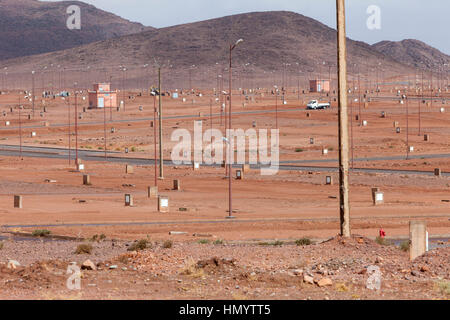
<box><xmin>31</xmin><ymin>71</ymin><xmax>35</xmax><ymax>117</ymax></box>
<box><xmin>227</xmin><ymin>38</ymin><xmax>244</xmax><ymax>219</ymax></box>
<box><xmin>151</xmin><ymin>90</ymin><xmax>158</xmax><ymax>187</ymax></box>
<box><xmin>157</xmin><ymin>65</ymin><xmax>164</xmax><ymax>179</ymax></box>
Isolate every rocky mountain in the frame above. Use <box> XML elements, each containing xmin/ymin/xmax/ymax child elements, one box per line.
<box><xmin>3</xmin><ymin>10</ymin><xmax>446</xmax><ymax>89</ymax></box>
<box><xmin>372</xmin><ymin>39</ymin><xmax>450</xmax><ymax>70</ymax></box>
<box><xmin>0</xmin><ymin>0</ymin><xmax>150</xmax><ymax>60</ymax></box>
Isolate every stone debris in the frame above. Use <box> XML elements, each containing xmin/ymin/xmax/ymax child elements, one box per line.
<box><xmin>81</xmin><ymin>259</ymin><xmax>96</xmax><ymax>271</ymax></box>
<box><xmin>7</xmin><ymin>260</ymin><xmax>21</xmax><ymax>269</ymax></box>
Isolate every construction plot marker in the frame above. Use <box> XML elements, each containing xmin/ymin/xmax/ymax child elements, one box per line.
<box><xmin>124</xmin><ymin>194</ymin><xmax>133</xmax><ymax>206</ymax></box>
<box><xmin>373</xmin><ymin>191</ymin><xmax>384</xmax><ymax>206</ymax></box>
<box><xmin>158</xmin><ymin>196</ymin><xmax>169</xmax><ymax>213</ymax></box>
<box><xmin>14</xmin><ymin>195</ymin><xmax>22</xmax><ymax>208</ymax></box>
<box><xmin>126</xmin><ymin>165</ymin><xmax>133</xmax><ymax>174</ymax></box>
<box><xmin>148</xmin><ymin>186</ymin><xmax>158</xmax><ymax>198</ymax></box>
<box><xmin>83</xmin><ymin>174</ymin><xmax>91</xmax><ymax>185</ymax></box>
<box><xmin>409</xmin><ymin>221</ymin><xmax>427</xmax><ymax>260</ymax></box>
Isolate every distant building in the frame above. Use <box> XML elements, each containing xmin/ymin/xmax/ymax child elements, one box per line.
<box><xmin>309</xmin><ymin>80</ymin><xmax>330</xmax><ymax>93</ymax></box>
<box><xmin>88</xmin><ymin>83</ymin><xmax>117</xmax><ymax>109</ymax></box>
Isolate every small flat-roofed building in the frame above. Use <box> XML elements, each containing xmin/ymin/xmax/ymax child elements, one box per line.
<box><xmin>88</xmin><ymin>83</ymin><xmax>117</xmax><ymax>109</ymax></box>
<box><xmin>309</xmin><ymin>80</ymin><xmax>330</xmax><ymax>93</ymax></box>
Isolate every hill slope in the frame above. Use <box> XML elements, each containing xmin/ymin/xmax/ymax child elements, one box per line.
<box><xmin>372</xmin><ymin>39</ymin><xmax>450</xmax><ymax>70</ymax></box>
<box><xmin>0</xmin><ymin>11</ymin><xmax>407</xmax><ymax>73</ymax></box>
<box><xmin>0</xmin><ymin>0</ymin><xmax>150</xmax><ymax>60</ymax></box>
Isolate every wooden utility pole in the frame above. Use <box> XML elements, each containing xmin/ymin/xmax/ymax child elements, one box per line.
<box><xmin>336</xmin><ymin>0</ymin><xmax>351</xmax><ymax>237</ymax></box>
<box><xmin>158</xmin><ymin>67</ymin><xmax>164</xmax><ymax>179</ymax></box>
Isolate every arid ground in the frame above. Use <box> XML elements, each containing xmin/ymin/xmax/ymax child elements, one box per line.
<box><xmin>0</xmin><ymin>83</ymin><xmax>448</xmax><ymax>299</ymax></box>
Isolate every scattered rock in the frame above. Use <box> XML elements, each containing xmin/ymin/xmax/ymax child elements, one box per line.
<box><xmin>81</xmin><ymin>259</ymin><xmax>96</xmax><ymax>271</ymax></box>
<box><xmin>317</xmin><ymin>278</ymin><xmax>333</xmax><ymax>287</ymax></box>
<box><xmin>411</xmin><ymin>270</ymin><xmax>419</xmax><ymax>277</ymax></box>
<box><xmin>358</xmin><ymin>269</ymin><xmax>367</xmax><ymax>275</ymax></box>
<box><xmin>420</xmin><ymin>265</ymin><xmax>429</xmax><ymax>272</ymax></box>
<box><xmin>303</xmin><ymin>274</ymin><xmax>314</xmax><ymax>284</ymax></box>
<box><xmin>7</xmin><ymin>260</ymin><xmax>21</xmax><ymax>269</ymax></box>
<box><xmin>292</xmin><ymin>269</ymin><xmax>303</xmax><ymax>276</ymax></box>
<box><xmin>109</xmin><ymin>265</ymin><xmax>118</xmax><ymax>270</ymax></box>
<box><xmin>375</xmin><ymin>256</ymin><xmax>384</xmax><ymax>264</ymax></box>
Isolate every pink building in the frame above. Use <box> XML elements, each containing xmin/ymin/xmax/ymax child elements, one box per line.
<box><xmin>309</xmin><ymin>80</ymin><xmax>330</xmax><ymax>93</ymax></box>
<box><xmin>88</xmin><ymin>83</ymin><xmax>117</xmax><ymax>109</ymax></box>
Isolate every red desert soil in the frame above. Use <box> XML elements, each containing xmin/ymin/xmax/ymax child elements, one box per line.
<box><xmin>0</xmin><ymin>85</ymin><xmax>448</xmax><ymax>299</ymax></box>
<box><xmin>0</xmin><ymin>235</ymin><xmax>448</xmax><ymax>300</ymax></box>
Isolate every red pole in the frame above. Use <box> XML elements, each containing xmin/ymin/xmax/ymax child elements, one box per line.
<box><xmin>228</xmin><ymin>45</ymin><xmax>233</xmax><ymax>218</ymax></box>
<box><xmin>275</xmin><ymin>90</ymin><xmax>278</xmax><ymax>130</ymax></box>
<box><xmin>153</xmin><ymin>94</ymin><xmax>157</xmax><ymax>187</ymax></box>
<box><xmin>406</xmin><ymin>88</ymin><xmax>409</xmax><ymax>160</ymax></box>
<box><xmin>103</xmin><ymin>94</ymin><xmax>107</xmax><ymax>159</ymax></box>
<box><xmin>419</xmin><ymin>70</ymin><xmax>423</xmax><ymax>136</ymax></box>
<box><xmin>350</xmin><ymin>80</ymin><xmax>354</xmax><ymax>169</ymax></box>
<box><xmin>430</xmin><ymin>71</ymin><xmax>433</xmax><ymax>108</ymax></box>
<box><xmin>19</xmin><ymin>104</ymin><xmax>22</xmax><ymax>160</ymax></box>
<box><xmin>75</xmin><ymin>91</ymin><xmax>78</xmax><ymax>165</ymax></box>
<box><xmin>358</xmin><ymin>72</ymin><xmax>362</xmax><ymax>126</ymax></box>
<box><xmin>110</xmin><ymin>75</ymin><xmax>113</xmax><ymax>121</ymax></box>
<box><xmin>210</xmin><ymin>98</ymin><xmax>213</xmax><ymax>145</ymax></box>
<box><xmin>68</xmin><ymin>95</ymin><xmax>71</xmax><ymax>165</ymax></box>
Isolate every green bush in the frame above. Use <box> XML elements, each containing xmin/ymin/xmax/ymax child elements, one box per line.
<box><xmin>197</xmin><ymin>239</ymin><xmax>209</xmax><ymax>244</ymax></box>
<box><xmin>32</xmin><ymin>229</ymin><xmax>51</xmax><ymax>237</ymax></box>
<box><xmin>375</xmin><ymin>236</ymin><xmax>392</xmax><ymax>246</ymax></box>
<box><xmin>295</xmin><ymin>148</ymin><xmax>304</xmax><ymax>153</ymax></box>
<box><xmin>128</xmin><ymin>239</ymin><xmax>150</xmax><ymax>251</ymax></box>
<box><xmin>213</xmin><ymin>239</ymin><xmax>224</xmax><ymax>245</ymax></box>
<box><xmin>399</xmin><ymin>240</ymin><xmax>410</xmax><ymax>252</ymax></box>
<box><xmin>259</xmin><ymin>240</ymin><xmax>283</xmax><ymax>246</ymax></box>
<box><xmin>295</xmin><ymin>238</ymin><xmax>312</xmax><ymax>246</ymax></box>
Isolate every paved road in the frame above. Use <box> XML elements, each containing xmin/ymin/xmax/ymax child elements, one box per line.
<box><xmin>0</xmin><ymin>144</ymin><xmax>449</xmax><ymax>177</ymax></box>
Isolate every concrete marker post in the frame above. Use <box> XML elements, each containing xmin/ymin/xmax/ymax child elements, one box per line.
<box><xmin>409</xmin><ymin>221</ymin><xmax>427</xmax><ymax>261</ymax></box>
<box><xmin>148</xmin><ymin>186</ymin><xmax>158</xmax><ymax>198</ymax></box>
<box><xmin>14</xmin><ymin>195</ymin><xmax>22</xmax><ymax>208</ymax></box>
<box><xmin>83</xmin><ymin>174</ymin><xmax>90</xmax><ymax>185</ymax></box>
<box><xmin>125</xmin><ymin>194</ymin><xmax>133</xmax><ymax>207</ymax></box>
<box><xmin>126</xmin><ymin>165</ymin><xmax>133</xmax><ymax>174</ymax></box>
<box><xmin>158</xmin><ymin>195</ymin><xmax>169</xmax><ymax>213</ymax></box>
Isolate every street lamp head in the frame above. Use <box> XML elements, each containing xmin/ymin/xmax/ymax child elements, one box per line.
<box><xmin>231</xmin><ymin>39</ymin><xmax>244</xmax><ymax>50</ymax></box>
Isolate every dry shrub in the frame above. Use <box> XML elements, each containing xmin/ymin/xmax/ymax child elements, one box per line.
<box><xmin>75</xmin><ymin>243</ymin><xmax>93</xmax><ymax>254</ymax></box>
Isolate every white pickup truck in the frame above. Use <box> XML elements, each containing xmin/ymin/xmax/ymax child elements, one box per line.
<box><xmin>306</xmin><ymin>100</ymin><xmax>331</xmax><ymax>110</ymax></box>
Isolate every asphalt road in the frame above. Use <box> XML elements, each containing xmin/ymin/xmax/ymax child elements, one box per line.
<box><xmin>0</xmin><ymin>144</ymin><xmax>449</xmax><ymax>177</ymax></box>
